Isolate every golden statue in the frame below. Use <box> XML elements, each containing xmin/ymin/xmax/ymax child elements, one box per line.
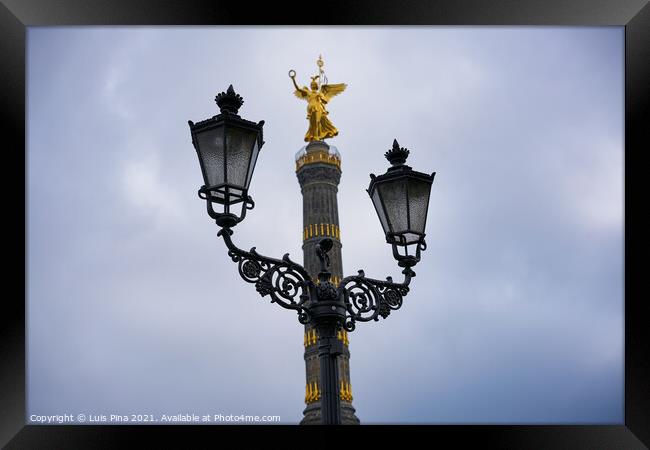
<box><xmin>289</xmin><ymin>55</ymin><xmax>347</xmax><ymax>142</ymax></box>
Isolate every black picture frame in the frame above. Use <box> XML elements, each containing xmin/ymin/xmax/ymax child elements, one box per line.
<box><xmin>2</xmin><ymin>0</ymin><xmax>648</xmax><ymax>447</ymax></box>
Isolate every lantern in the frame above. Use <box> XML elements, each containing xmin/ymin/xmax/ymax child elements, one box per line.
<box><xmin>188</xmin><ymin>85</ymin><xmax>264</xmax><ymax>227</ymax></box>
<box><xmin>367</xmin><ymin>140</ymin><xmax>435</xmax><ymax>267</ymax></box>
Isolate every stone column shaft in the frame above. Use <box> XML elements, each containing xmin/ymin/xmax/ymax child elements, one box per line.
<box><xmin>297</xmin><ymin>141</ymin><xmax>359</xmax><ymax>425</ymax></box>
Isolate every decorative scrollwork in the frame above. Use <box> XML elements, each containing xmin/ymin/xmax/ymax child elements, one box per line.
<box><xmin>241</xmin><ymin>259</ymin><xmax>262</xmax><ymax>280</ymax></box>
<box><xmin>344</xmin><ymin>317</ymin><xmax>356</xmax><ymax>332</ymax></box>
<box><xmin>383</xmin><ymin>288</ymin><xmax>403</xmax><ymax>311</ymax></box>
<box><xmin>217</xmin><ymin>229</ymin><xmax>415</xmax><ymax>329</ymax></box>
<box><xmin>339</xmin><ymin>268</ymin><xmax>412</xmax><ymax>331</ymax></box>
<box><xmin>218</xmin><ymin>228</ymin><xmax>312</xmax><ymax>324</ymax></box>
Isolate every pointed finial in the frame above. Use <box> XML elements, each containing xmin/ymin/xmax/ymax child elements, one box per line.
<box><xmin>316</xmin><ymin>55</ymin><xmax>328</xmax><ymax>85</ymax></box>
<box><xmin>215</xmin><ymin>84</ymin><xmax>244</xmax><ymax>115</ymax></box>
<box><xmin>385</xmin><ymin>139</ymin><xmax>410</xmax><ymax>166</ymax></box>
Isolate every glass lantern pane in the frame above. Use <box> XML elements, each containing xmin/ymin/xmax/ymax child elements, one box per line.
<box><xmin>245</xmin><ymin>138</ymin><xmax>260</xmax><ymax>189</ymax></box>
<box><xmin>407</xmin><ymin>177</ymin><xmax>432</xmax><ymax>234</ymax></box>
<box><xmin>378</xmin><ymin>179</ymin><xmax>408</xmax><ymax>233</ymax></box>
<box><xmin>403</xmin><ymin>232</ymin><xmax>421</xmax><ymax>244</ymax></box>
<box><xmin>210</xmin><ymin>190</ymin><xmax>226</xmax><ymax>202</ymax></box>
<box><xmin>195</xmin><ymin>125</ymin><xmax>225</xmax><ymax>187</ymax></box>
<box><xmin>225</xmin><ymin>126</ymin><xmax>259</xmax><ymax>189</ymax></box>
<box><xmin>371</xmin><ymin>189</ymin><xmax>390</xmax><ymax>234</ymax></box>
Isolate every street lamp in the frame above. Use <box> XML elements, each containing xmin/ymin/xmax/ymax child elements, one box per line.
<box><xmin>187</xmin><ymin>85</ymin><xmax>435</xmax><ymax>424</ymax></box>
<box><xmin>368</xmin><ymin>139</ymin><xmax>435</xmax><ymax>269</ymax></box>
<box><xmin>188</xmin><ymin>85</ymin><xmax>265</xmax><ymax>228</ymax></box>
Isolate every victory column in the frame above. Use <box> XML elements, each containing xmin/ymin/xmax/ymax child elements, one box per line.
<box><xmin>290</xmin><ymin>56</ymin><xmax>360</xmax><ymax>424</ymax></box>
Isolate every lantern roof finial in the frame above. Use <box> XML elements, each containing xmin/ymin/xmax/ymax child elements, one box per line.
<box><xmin>215</xmin><ymin>84</ymin><xmax>244</xmax><ymax>115</ymax></box>
<box><xmin>385</xmin><ymin>139</ymin><xmax>410</xmax><ymax>166</ymax></box>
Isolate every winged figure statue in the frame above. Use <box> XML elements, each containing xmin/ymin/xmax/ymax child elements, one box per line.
<box><xmin>289</xmin><ymin>58</ymin><xmax>346</xmax><ymax>142</ymax></box>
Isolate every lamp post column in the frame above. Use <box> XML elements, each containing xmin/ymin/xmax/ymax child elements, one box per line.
<box><xmin>310</xmin><ymin>241</ymin><xmax>347</xmax><ymax>425</ymax></box>
<box><xmin>316</xmin><ymin>321</ymin><xmax>343</xmax><ymax>424</ymax></box>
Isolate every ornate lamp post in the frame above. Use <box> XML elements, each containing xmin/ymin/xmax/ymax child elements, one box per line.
<box><xmin>188</xmin><ymin>84</ymin><xmax>435</xmax><ymax>425</ymax></box>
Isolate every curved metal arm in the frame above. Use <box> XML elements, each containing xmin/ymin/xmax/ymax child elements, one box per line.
<box><xmin>217</xmin><ymin>227</ymin><xmax>313</xmax><ymax>324</ymax></box>
<box><xmin>338</xmin><ymin>266</ymin><xmax>415</xmax><ymax>331</ymax></box>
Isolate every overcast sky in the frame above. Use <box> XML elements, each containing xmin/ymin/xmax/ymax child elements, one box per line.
<box><xmin>27</xmin><ymin>26</ymin><xmax>623</xmax><ymax>424</ymax></box>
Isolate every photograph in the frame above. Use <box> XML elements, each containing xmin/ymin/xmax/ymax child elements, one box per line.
<box><xmin>26</xmin><ymin>26</ymin><xmax>624</xmax><ymax>426</ymax></box>
<box><xmin>2</xmin><ymin>1</ymin><xmax>648</xmax><ymax>446</ymax></box>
